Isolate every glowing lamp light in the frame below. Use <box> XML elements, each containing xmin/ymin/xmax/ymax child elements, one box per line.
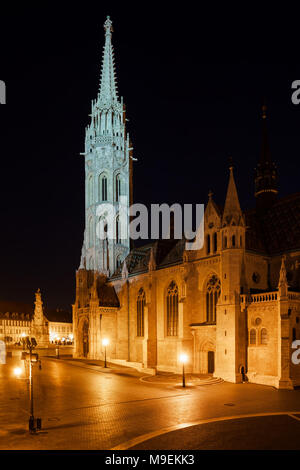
<box><xmin>179</xmin><ymin>353</ymin><xmax>188</xmax><ymax>364</ymax></box>
<box><xmin>102</xmin><ymin>338</ymin><xmax>109</xmax><ymax>347</ymax></box>
<box><xmin>21</xmin><ymin>333</ymin><xmax>26</xmax><ymax>338</ymax></box>
<box><xmin>69</xmin><ymin>334</ymin><xmax>74</xmax><ymax>340</ymax></box>
<box><xmin>14</xmin><ymin>367</ymin><xmax>22</xmax><ymax>377</ymax></box>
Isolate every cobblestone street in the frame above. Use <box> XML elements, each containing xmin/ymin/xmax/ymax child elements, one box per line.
<box><xmin>1</xmin><ymin>355</ymin><xmax>300</xmax><ymax>450</ymax></box>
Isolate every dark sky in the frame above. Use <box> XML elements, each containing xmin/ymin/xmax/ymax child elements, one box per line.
<box><xmin>0</xmin><ymin>3</ymin><xmax>299</xmax><ymax>310</ymax></box>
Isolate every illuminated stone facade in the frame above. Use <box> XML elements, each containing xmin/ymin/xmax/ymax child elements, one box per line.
<box><xmin>73</xmin><ymin>18</ymin><xmax>300</xmax><ymax>389</ymax></box>
<box><xmin>79</xmin><ymin>16</ymin><xmax>132</xmax><ymax>277</ymax></box>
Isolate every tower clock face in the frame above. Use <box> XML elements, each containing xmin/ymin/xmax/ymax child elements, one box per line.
<box><xmin>252</xmin><ymin>272</ymin><xmax>260</xmax><ymax>283</ymax></box>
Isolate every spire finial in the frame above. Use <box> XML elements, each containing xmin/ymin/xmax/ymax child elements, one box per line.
<box><xmin>98</xmin><ymin>16</ymin><xmax>118</xmax><ymax>106</ymax></box>
<box><xmin>104</xmin><ymin>16</ymin><xmax>113</xmax><ymax>35</ymax></box>
<box><xmin>208</xmin><ymin>189</ymin><xmax>213</xmax><ymax>200</ymax></box>
<box><xmin>228</xmin><ymin>156</ymin><xmax>234</xmax><ymax>171</ymax></box>
<box><xmin>222</xmin><ymin>159</ymin><xmax>244</xmax><ymax>226</ymax></box>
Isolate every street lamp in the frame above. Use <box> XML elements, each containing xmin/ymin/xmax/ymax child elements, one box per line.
<box><xmin>102</xmin><ymin>338</ymin><xmax>109</xmax><ymax>368</ymax></box>
<box><xmin>13</xmin><ymin>367</ymin><xmax>22</xmax><ymax>377</ymax></box>
<box><xmin>179</xmin><ymin>353</ymin><xmax>188</xmax><ymax>388</ymax></box>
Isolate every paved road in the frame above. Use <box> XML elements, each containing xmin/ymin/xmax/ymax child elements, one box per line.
<box><xmin>1</xmin><ymin>356</ymin><xmax>299</xmax><ymax>450</ymax></box>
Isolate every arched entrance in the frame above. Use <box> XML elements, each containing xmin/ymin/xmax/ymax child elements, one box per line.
<box><xmin>197</xmin><ymin>338</ymin><xmax>216</xmax><ymax>374</ymax></box>
<box><xmin>207</xmin><ymin>350</ymin><xmax>215</xmax><ymax>374</ymax></box>
<box><xmin>79</xmin><ymin>318</ymin><xmax>89</xmax><ymax>358</ymax></box>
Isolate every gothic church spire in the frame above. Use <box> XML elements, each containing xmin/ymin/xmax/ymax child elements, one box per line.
<box><xmin>98</xmin><ymin>16</ymin><xmax>118</xmax><ymax>107</ymax></box>
<box><xmin>222</xmin><ymin>161</ymin><xmax>244</xmax><ymax>226</ymax></box>
<box><xmin>254</xmin><ymin>103</ymin><xmax>278</xmax><ymax>211</ymax></box>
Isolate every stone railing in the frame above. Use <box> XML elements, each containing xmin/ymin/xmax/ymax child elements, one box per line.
<box><xmin>241</xmin><ymin>291</ymin><xmax>300</xmax><ymax>304</ymax></box>
<box><xmin>240</xmin><ymin>292</ymin><xmax>278</xmax><ymax>304</ymax></box>
<box><xmin>288</xmin><ymin>292</ymin><xmax>300</xmax><ymax>301</ymax></box>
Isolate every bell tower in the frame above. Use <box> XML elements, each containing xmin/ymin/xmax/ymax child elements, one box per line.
<box><xmin>214</xmin><ymin>163</ymin><xmax>247</xmax><ymax>383</ymax></box>
<box><xmin>79</xmin><ymin>16</ymin><xmax>132</xmax><ymax>276</ymax></box>
<box><xmin>254</xmin><ymin>104</ymin><xmax>278</xmax><ymax>211</ymax></box>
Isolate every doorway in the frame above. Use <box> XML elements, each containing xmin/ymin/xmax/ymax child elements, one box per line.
<box><xmin>82</xmin><ymin>320</ymin><xmax>89</xmax><ymax>358</ymax></box>
<box><xmin>208</xmin><ymin>351</ymin><xmax>215</xmax><ymax>373</ymax></box>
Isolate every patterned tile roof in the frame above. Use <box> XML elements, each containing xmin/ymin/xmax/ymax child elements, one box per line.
<box><xmin>246</xmin><ymin>192</ymin><xmax>300</xmax><ymax>254</ymax></box>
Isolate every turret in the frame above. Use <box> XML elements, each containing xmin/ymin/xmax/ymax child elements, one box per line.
<box><xmin>214</xmin><ymin>162</ymin><xmax>247</xmax><ymax>383</ymax></box>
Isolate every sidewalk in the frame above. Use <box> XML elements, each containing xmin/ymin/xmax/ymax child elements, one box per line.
<box><xmin>45</xmin><ymin>356</ymin><xmax>223</xmax><ymax>386</ymax></box>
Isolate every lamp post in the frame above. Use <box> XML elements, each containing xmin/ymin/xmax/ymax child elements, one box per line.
<box><xmin>56</xmin><ymin>337</ymin><xmax>60</xmax><ymax>359</ymax></box>
<box><xmin>25</xmin><ymin>337</ymin><xmax>40</xmax><ymax>432</ymax></box>
<box><xmin>179</xmin><ymin>353</ymin><xmax>188</xmax><ymax>388</ymax></box>
<box><xmin>21</xmin><ymin>333</ymin><xmax>26</xmax><ymax>351</ymax></box>
<box><xmin>102</xmin><ymin>338</ymin><xmax>109</xmax><ymax>368</ymax></box>
<box><xmin>13</xmin><ymin>367</ymin><xmax>22</xmax><ymax>378</ymax></box>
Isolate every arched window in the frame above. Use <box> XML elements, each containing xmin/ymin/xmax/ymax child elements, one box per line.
<box><xmin>249</xmin><ymin>329</ymin><xmax>256</xmax><ymax>345</ymax></box>
<box><xmin>88</xmin><ymin>175</ymin><xmax>93</xmax><ymax>206</ymax></box>
<box><xmin>261</xmin><ymin>328</ymin><xmax>268</xmax><ymax>345</ymax></box>
<box><xmin>115</xmin><ymin>174</ymin><xmax>121</xmax><ymax>202</ymax></box>
<box><xmin>232</xmin><ymin>235</ymin><xmax>236</xmax><ymax>247</ymax></box>
<box><xmin>213</xmin><ymin>232</ymin><xmax>217</xmax><ymax>252</ymax></box>
<box><xmin>206</xmin><ymin>234</ymin><xmax>211</xmax><ymax>255</ymax></box>
<box><xmin>137</xmin><ymin>288</ymin><xmax>145</xmax><ymax>337</ymax></box>
<box><xmin>166</xmin><ymin>281</ymin><xmax>178</xmax><ymax>336</ymax></box>
<box><xmin>89</xmin><ymin>217</ymin><xmax>94</xmax><ymax>247</ymax></box>
<box><xmin>116</xmin><ymin>216</ymin><xmax>120</xmax><ymax>243</ymax></box>
<box><xmin>240</xmin><ymin>235</ymin><xmax>242</xmax><ymax>247</ymax></box>
<box><xmin>224</xmin><ymin>236</ymin><xmax>227</xmax><ymax>249</ymax></box>
<box><xmin>206</xmin><ymin>275</ymin><xmax>221</xmax><ymax>323</ymax></box>
<box><xmin>99</xmin><ymin>174</ymin><xmax>107</xmax><ymax>201</ymax></box>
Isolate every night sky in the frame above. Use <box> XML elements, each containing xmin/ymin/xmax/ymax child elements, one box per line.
<box><xmin>0</xmin><ymin>3</ymin><xmax>299</xmax><ymax>310</ymax></box>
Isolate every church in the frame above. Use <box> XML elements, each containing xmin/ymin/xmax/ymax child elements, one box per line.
<box><xmin>72</xmin><ymin>17</ymin><xmax>300</xmax><ymax>389</ymax></box>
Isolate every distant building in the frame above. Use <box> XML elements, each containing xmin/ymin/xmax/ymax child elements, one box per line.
<box><xmin>0</xmin><ymin>302</ymin><xmax>32</xmax><ymax>344</ymax></box>
<box><xmin>45</xmin><ymin>309</ymin><xmax>73</xmax><ymax>343</ymax></box>
<box><xmin>0</xmin><ymin>290</ymin><xmax>73</xmax><ymax>346</ymax></box>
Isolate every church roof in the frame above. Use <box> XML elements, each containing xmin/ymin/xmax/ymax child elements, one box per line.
<box><xmin>245</xmin><ymin>192</ymin><xmax>300</xmax><ymax>254</ymax></box>
<box><xmin>257</xmin><ymin>192</ymin><xmax>300</xmax><ymax>254</ymax></box>
<box><xmin>97</xmin><ymin>282</ymin><xmax>120</xmax><ymax>308</ymax></box>
<box><xmin>111</xmin><ymin>238</ymin><xmax>186</xmax><ymax>278</ymax></box>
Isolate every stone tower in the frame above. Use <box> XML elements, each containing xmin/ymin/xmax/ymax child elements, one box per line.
<box><xmin>79</xmin><ymin>16</ymin><xmax>132</xmax><ymax>276</ymax></box>
<box><xmin>215</xmin><ymin>164</ymin><xmax>247</xmax><ymax>382</ymax></box>
<box><xmin>32</xmin><ymin>289</ymin><xmax>49</xmax><ymax>347</ymax></box>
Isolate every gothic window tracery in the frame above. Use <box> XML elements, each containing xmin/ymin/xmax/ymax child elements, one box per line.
<box><xmin>99</xmin><ymin>174</ymin><xmax>108</xmax><ymax>201</ymax></box>
<box><xmin>261</xmin><ymin>328</ymin><xmax>268</xmax><ymax>345</ymax></box>
<box><xmin>206</xmin><ymin>234</ymin><xmax>211</xmax><ymax>255</ymax></box>
<box><xmin>206</xmin><ymin>275</ymin><xmax>221</xmax><ymax>323</ymax></box>
<box><xmin>213</xmin><ymin>232</ymin><xmax>217</xmax><ymax>252</ymax></box>
<box><xmin>249</xmin><ymin>328</ymin><xmax>256</xmax><ymax>345</ymax></box>
<box><xmin>166</xmin><ymin>281</ymin><xmax>178</xmax><ymax>336</ymax></box>
<box><xmin>116</xmin><ymin>174</ymin><xmax>121</xmax><ymax>202</ymax></box>
<box><xmin>137</xmin><ymin>288</ymin><xmax>145</xmax><ymax>337</ymax></box>
<box><xmin>116</xmin><ymin>215</ymin><xmax>120</xmax><ymax>243</ymax></box>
